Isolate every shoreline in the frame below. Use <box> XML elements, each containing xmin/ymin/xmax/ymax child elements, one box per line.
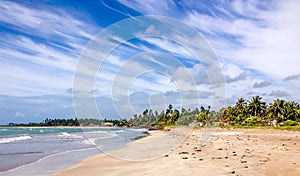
<box><xmin>0</xmin><ymin>126</ymin><xmax>126</xmax><ymax>128</ymax></box>
<box><xmin>54</xmin><ymin>127</ymin><xmax>300</xmax><ymax>176</ymax></box>
<box><xmin>0</xmin><ymin>127</ymin><xmax>148</xmax><ymax>176</ymax></box>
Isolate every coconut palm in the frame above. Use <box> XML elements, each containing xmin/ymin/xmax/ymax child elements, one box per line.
<box><xmin>268</xmin><ymin>99</ymin><xmax>285</xmax><ymax>119</ymax></box>
<box><xmin>248</xmin><ymin>96</ymin><xmax>266</xmax><ymax>117</ymax></box>
<box><xmin>235</xmin><ymin>98</ymin><xmax>248</xmax><ymax>115</ymax></box>
<box><xmin>282</xmin><ymin>101</ymin><xmax>297</xmax><ymax>121</ymax></box>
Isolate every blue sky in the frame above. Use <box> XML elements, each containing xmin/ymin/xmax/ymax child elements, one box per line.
<box><xmin>0</xmin><ymin>0</ymin><xmax>300</xmax><ymax>124</ymax></box>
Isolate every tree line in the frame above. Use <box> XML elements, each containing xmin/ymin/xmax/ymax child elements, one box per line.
<box><xmin>129</xmin><ymin>96</ymin><xmax>300</xmax><ymax>127</ymax></box>
<box><xmin>6</xmin><ymin>96</ymin><xmax>300</xmax><ymax>127</ymax></box>
<box><xmin>220</xmin><ymin>96</ymin><xmax>300</xmax><ymax>126</ymax></box>
<box><xmin>7</xmin><ymin>118</ymin><xmax>80</xmax><ymax>126</ymax></box>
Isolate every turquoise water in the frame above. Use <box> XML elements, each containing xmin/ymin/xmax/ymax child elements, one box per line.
<box><xmin>0</xmin><ymin>127</ymin><xmax>147</xmax><ymax>175</ymax></box>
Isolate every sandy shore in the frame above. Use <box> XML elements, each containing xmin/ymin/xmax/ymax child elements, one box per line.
<box><xmin>54</xmin><ymin>127</ymin><xmax>300</xmax><ymax>176</ymax></box>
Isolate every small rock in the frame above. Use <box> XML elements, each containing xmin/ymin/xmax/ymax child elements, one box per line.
<box><xmin>218</xmin><ymin>147</ymin><xmax>223</xmax><ymax>150</ymax></box>
<box><xmin>233</xmin><ymin>154</ymin><xmax>237</xmax><ymax>156</ymax></box>
<box><xmin>199</xmin><ymin>158</ymin><xmax>203</xmax><ymax>161</ymax></box>
<box><xmin>241</xmin><ymin>160</ymin><xmax>247</xmax><ymax>163</ymax></box>
<box><xmin>294</xmin><ymin>143</ymin><xmax>296</xmax><ymax>145</ymax></box>
<box><xmin>224</xmin><ymin>156</ymin><xmax>228</xmax><ymax>159</ymax></box>
<box><xmin>244</xmin><ymin>165</ymin><xmax>248</xmax><ymax>168</ymax></box>
<box><xmin>179</xmin><ymin>151</ymin><xmax>189</xmax><ymax>154</ymax></box>
<box><xmin>225</xmin><ymin>165</ymin><xmax>229</xmax><ymax>167</ymax></box>
<box><xmin>293</xmin><ymin>162</ymin><xmax>296</xmax><ymax>165</ymax></box>
<box><xmin>191</xmin><ymin>153</ymin><xmax>195</xmax><ymax>155</ymax></box>
<box><xmin>231</xmin><ymin>171</ymin><xmax>235</xmax><ymax>174</ymax></box>
<box><xmin>182</xmin><ymin>157</ymin><xmax>188</xmax><ymax>159</ymax></box>
<box><xmin>195</xmin><ymin>149</ymin><xmax>202</xmax><ymax>152</ymax></box>
<box><xmin>260</xmin><ymin>158</ymin><xmax>269</xmax><ymax>162</ymax></box>
<box><xmin>164</xmin><ymin>154</ymin><xmax>169</xmax><ymax>157</ymax></box>
<box><xmin>186</xmin><ymin>143</ymin><xmax>189</xmax><ymax>145</ymax></box>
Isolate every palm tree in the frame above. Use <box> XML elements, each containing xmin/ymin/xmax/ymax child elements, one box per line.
<box><xmin>235</xmin><ymin>98</ymin><xmax>247</xmax><ymax>115</ymax></box>
<box><xmin>166</xmin><ymin>104</ymin><xmax>173</xmax><ymax>115</ymax></box>
<box><xmin>248</xmin><ymin>96</ymin><xmax>266</xmax><ymax>117</ymax></box>
<box><xmin>268</xmin><ymin>99</ymin><xmax>285</xmax><ymax>119</ymax></box>
<box><xmin>282</xmin><ymin>101</ymin><xmax>297</xmax><ymax>121</ymax></box>
<box><xmin>221</xmin><ymin>106</ymin><xmax>236</xmax><ymax>123</ymax></box>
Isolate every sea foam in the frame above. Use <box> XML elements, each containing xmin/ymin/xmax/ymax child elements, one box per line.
<box><xmin>0</xmin><ymin>135</ymin><xmax>32</xmax><ymax>144</ymax></box>
<box><xmin>58</xmin><ymin>132</ymin><xmax>83</xmax><ymax>139</ymax></box>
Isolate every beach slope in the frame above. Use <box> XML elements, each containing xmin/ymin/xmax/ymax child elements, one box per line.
<box><xmin>54</xmin><ymin>128</ymin><xmax>300</xmax><ymax>176</ymax></box>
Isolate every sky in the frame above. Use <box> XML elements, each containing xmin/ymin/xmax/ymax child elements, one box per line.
<box><xmin>0</xmin><ymin>0</ymin><xmax>300</xmax><ymax>124</ymax></box>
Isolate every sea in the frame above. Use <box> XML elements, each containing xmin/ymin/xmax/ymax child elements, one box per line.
<box><xmin>0</xmin><ymin>127</ymin><xmax>148</xmax><ymax>176</ymax></box>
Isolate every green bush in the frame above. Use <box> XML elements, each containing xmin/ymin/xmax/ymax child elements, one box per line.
<box><xmin>283</xmin><ymin>120</ymin><xmax>299</xmax><ymax>126</ymax></box>
<box><xmin>243</xmin><ymin>116</ymin><xmax>257</xmax><ymax>126</ymax></box>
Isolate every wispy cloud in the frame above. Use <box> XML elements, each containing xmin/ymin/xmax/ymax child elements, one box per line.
<box><xmin>118</xmin><ymin>0</ymin><xmax>300</xmax><ymax>104</ymax></box>
<box><xmin>283</xmin><ymin>74</ymin><xmax>300</xmax><ymax>81</ymax></box>
<box><xmin>253</xmin><ymin>81</ymin><xmax>271</xmax><ymax>88</ymax></box>
<box><xmin>0</xmin><ymin>1</ymin><xmax>99</xmax><ymax>96</ymax></box>
<box><xmin>0</xmin><ymin>1</ymin><xmax>96</xmax><ymax>44</ymax></box>
<box><xmin>269</xmin><ymin>90</ymin><xmax>290</xmax><ymax>98</ymax></box>
<box><xmin>184</xmin><ymin>0</ymin><xmax>300</xmax><ymax>79</ymax></box>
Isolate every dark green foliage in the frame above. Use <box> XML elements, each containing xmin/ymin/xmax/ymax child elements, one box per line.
<box><xmin>8</xmin><ymin>118</ymin><xmax>80</xmax><ymax>127</ymax></box>
<box><xmin>131</xmin><ymin>96</ymin><xmax>300</xmax><ymax>127</ymax></box>
<box><xmin>220</xmin><ymin>96</ymin><xmax>300</xmax><ymax>126</ymax></box>
<box><xmin>283</xmin><ymin>120</ymin><xmax>299</xmax><ymax>126</ymax></box>
<box><xmin>129</xmin><ymin>104</ymin><xmax>181</xmax><ymax>127</ymax></box>
<box><xmin>7</xmin><ymin>96</ymin><xmax>299</xmax><ymax>128</ymax></box>
<box><xmin>44</xmin><ymin>118</ymin><xmax>80</xmax><ymax>126</ymax></box>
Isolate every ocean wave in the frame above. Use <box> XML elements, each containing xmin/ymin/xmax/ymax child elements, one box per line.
<box><xmin>129</xmin><ymin>128</ymin><xmax>148</xmax><ymax>132</ymax></box>
<box><xmin>0</xmin><ymin>129</ymin><xmax>8</xmax><ymax>131</ymax></box>
<box><xmin>84</xmin><ymin>132</ymin><xmax>118</xmax><ymax>139</ymax></box>
<box><xmin>58</xmin><ymin>132</ymin><xmax>83</xmax><ymax>139</ymax></box>
<box><xmin>84</xmin><ymin>130</ymin><xmax>108</xmax><ymax>134</ymax></box>
<box><xmin>82</xmin><ymin>139</ymin><xmax>96</xmax><ymax>145</ymax></box>
<box><xmin>0</xmin><ymin>135</ymin><xmax>32</xmax><ymax>144</ymax></box>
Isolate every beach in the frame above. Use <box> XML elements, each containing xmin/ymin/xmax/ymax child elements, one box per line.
<box><xmin>54</xmin><ymin>128</ymin><xmax>300</xmax><ymax>176</ymax></box>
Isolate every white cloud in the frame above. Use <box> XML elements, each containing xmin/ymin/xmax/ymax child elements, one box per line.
<box><xmin>184</xmin><ymin>0</ymin><xmax>300</xmax><ymax>79</ymax></box>
<box><xmin>0</xmin><ymin>1</ymin><xmax>96</xmax><ymax>43</ymax></box>
<box><xmin>117</xmin><ymin>0</ymin><xmax>178</xmax><ymax>16</ymax></box>
<box><xmin>138</xmin><ymin>37</ymin><xmax>196</xmax><ymax>61</ymax></box>
<box><xmin>0</xmin><ymin>1</ymin><xmax>100</xmax><ymax>96</ymax></box>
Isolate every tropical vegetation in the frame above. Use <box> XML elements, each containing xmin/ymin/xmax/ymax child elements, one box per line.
<box><xmin>130</xmin><ymin>96</ymin><xmax>300</xmax><ymax>127</ymax></box>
